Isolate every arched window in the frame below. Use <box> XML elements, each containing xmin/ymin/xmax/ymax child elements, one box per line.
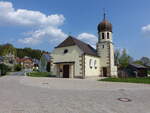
<box><xmin>94</xmin><ymin>60</ymin><xmax>97</xmax><ymax>69</ymax></box>
<box><xmin>102</xmin><ymin>45</ymin><xmax>104</xmax><ymax>49</ymax></box>
<box><xmin>94</xmin><ymin>60</ymin><xmax>96</xmax><ymax>65</ymax></box>
<box><xmin>107</xmin><ymin>32</ymin><xmax>109</xmax><ymax>39</ymax></box>
<box><xmin>102</xmin><ymin>33</ymin><xmax>105</xmax><ymax>39</ymax></box>
<box><xmin>89</xmin><ymin>59</ymin><xmax>92</xmax><ymax>68</ymax></box>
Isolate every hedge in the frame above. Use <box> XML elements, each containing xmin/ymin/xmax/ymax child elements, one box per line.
<box><xmin>0</xmin><ymin>64</ymin><xmax>10</xmax><ymax>75</ymax></box>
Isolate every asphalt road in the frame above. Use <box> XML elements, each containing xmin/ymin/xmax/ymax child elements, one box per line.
<box><xmin>0</xmin><ymin>73</ymin><xmax>150</xmax><ymax>113</ymax></box>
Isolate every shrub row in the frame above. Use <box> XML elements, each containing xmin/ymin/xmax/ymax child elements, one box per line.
<box><xmin>0</xmin><ymin>64</ymin><xmax>11</xmax><ymax>75</ymax></box>
<box><xmin>14</xmin><ymin>64</ymin><xmax>22</xmax><ymax>71</ymax></box>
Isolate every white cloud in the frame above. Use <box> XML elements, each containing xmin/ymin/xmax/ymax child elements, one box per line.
<box><xmin>0</xmin><ymin>1</ymin><xmax>65</xmax><ymax>27</ymax></box>
<box><xmin>142</xmin><ymin>25</ymin><xmax>150</xmax><ymax>32</ymax></box>
<box><xmin>18</xmin><ymin>27</ymin><xmax>67</xmax><ymax>45</ymax></box>
<box><xmin>142</xmin><ymin>24</ymin><xmax>150</xmax><ymax>37</ymax></box>
<box><xmin>0</xmin><ymin>1</ymin><xmax>66</xmax><ymax>45</ymax></box>
<box><xmin>77</xmin><ymin>33</ymin><xmax>97</xmax><ymax>48</ymax></box>
<box><xmin>0</xmin><ymin>1</ymin><xmax>98</xmax><ymax>47</ymax></box>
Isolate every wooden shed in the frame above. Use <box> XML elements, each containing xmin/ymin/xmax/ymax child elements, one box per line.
<box><xmin>126</xmin><ymin>63</ymin><xmax>148</xmax><ymax>77</ymax></box>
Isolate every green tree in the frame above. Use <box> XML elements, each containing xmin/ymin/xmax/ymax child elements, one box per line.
<box><xmin>133</xmin><ymin>60</ymin><xmax>143</xmax><ymax>65</ymax></box>
<box><xmin>119</xmin><ymin>49</ymin><xmax>133</xmax><ymax>69</ymax></box>
<box><xmin>0</xmin><ymin>43</ymin><xmax>47</xmax><ymax>60</ymax></box>
<box><xmin>140</xmin><ymin>57</ymin><xmax>150</xmax><ymax>66</ymax></box>
<box><xmin>46</xmin><ymin>62</ymin><xmax>51</xmax><ymax>72</ymax></box>
<box><xmin>0</xmin><ymin>64</ymin><xmax>10</xmax><ymax>75</ymax></box>
<box><xmin>115</xmin><ymin>49</ymin><xmax>133</xmax><ymax>69</ymax></box>
<box><xmin>14</xmin><ymin>64</ymin><xmax>22</xmax><ymax>71</ymax></box>
<box><xmin>16</xmin><ymin>48</ymin><xmax>44</xmax><ymax>59</ymax></box>
<box><xmin>16</xmin><ymin>48</ymin><xmax>25</xmax><ymax>58</ymax></box>
<box><xmin>0</xmin><ymin>43</ymin><xmax>16</xmax><ymax>56</ymax></box>
<box><xmin>114</xmin><ymin>49</ymin><xmax>121</xmax><ymax>66</ymax></box>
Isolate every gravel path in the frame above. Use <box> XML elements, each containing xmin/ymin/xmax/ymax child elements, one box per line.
<box><xmin>0</xmin><ymin>74</ymin><xmax>150</xmax><ymax>113</ymax></box>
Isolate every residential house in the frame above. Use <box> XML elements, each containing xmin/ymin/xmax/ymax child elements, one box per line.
<box><xmin>16</xmin><ymin>57</ymin><xmax>34</xmax><ymax>69</ymax></box>
<box><xmin>0</xmin><ymin>56</ymin><xmax>4</xmax><ymax>64</ymax></box>
<box><xmin>119</xmin><ymin>63</ymin><xmax>148</xmax><ymax>77</ymax></box>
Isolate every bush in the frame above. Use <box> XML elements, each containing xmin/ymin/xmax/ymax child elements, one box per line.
<box><xmin>27</xmin><ymin>72</ymin><xmax>55</xmax><ymax>77</ymax></box>
<box><xmin>14</xmin><ymin>64</ymin><xmax>22</xmax><ymax>71</ymax></box>
<box><xmin>46</xmin><ymin>62</ymin><xmax>51</xmax><ymax>72</ymax></box>
<box><xmin>0</xmin><ymin>64</ymin><xmax>10</xmax><ymax>75</ymax></box>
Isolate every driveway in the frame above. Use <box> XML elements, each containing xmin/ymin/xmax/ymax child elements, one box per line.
<box><xmin>0</xmin><ymin>74</ymin><xmax>150</xmax><ymax>113</ymax></box>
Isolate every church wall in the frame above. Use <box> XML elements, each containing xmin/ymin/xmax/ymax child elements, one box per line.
<box><xmin>110</xmin><ymin>43</ymin><xmax>115</xmax><ymax>66</ymax></box>
<box><xmin>51</xmin><ymin>45</ymin><xmax>83</xmax><ymax>78</ymax></box>
<box><xmin>84</xmin><ymin>55</ymin><xmax>100</xmax><ymax>77</ymax></box>
<box><xmin>110</xmin><ymin>42</ymin><xmax>118</xmax><ymax>77</ymax></box>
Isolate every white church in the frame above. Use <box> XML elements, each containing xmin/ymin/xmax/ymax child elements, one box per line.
<box><xmin>51</xmin><ymin>14</ymin><xmax>118</xmax><ymax>78</ymax></box>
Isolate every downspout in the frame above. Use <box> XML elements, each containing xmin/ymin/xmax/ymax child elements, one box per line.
<box><xmin>109</xmin><ymin>42</ymin><xmax>111</xmax><ymax>77</ymax></box>
<box><xmin>82</xmin><ymin>53</ymin><xmax>85</xmax><ymax>79</ymax></box>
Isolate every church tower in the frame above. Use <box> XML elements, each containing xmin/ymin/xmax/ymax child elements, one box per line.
<box><xmin>97</xmin><ymin>13</ymin><xmax>118</xmax><ymax>77</ymax></box>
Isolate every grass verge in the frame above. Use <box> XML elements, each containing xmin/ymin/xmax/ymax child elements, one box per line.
<box><xmin>27</xmin><ymin>72</ymin><xmax>56</xmax><ymax>77</ymax></box>
<box><xmin>148</xmin><ymin>71</ymin><xmax>150</xmax><ymax>75</ymax></box>
<box><xmin>99</xmin><ymin>77</ymin><xmax>150</xmax><ymax>84</ymax></box>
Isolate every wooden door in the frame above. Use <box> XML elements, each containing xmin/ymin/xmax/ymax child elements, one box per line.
<box><xmin>63</xmin><ymin>65</ymin><xmax>69</xmax><ymax>78</ymax></box>
<box><xmin>103</xmin><ymin>67</ymin><xmax>107</xmax><ymax>77</ymax></box>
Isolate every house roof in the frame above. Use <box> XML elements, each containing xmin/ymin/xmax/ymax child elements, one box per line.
<box><xmin>0</xmin><ymin>56</ymin><xmax>3</xmax><ymax>60</ymax></box>
<box><xmin>129</xmin><ymin>63</ymin><xmax>147</xmax><ymax>69</ymax></box>
<box><xmin>146</xmin><ymin>63</ymin><xmax>150</xmax><ymax>67</ymax></box>
<box><xmin>16</xmin><ymin>57</ymin><xmax>33</xmax><ymax>63</ymax></box>
<box><xmin>0</xmin><ymin>56</ymin><xmax>3</xmax><ymax>62</ymax></box>
<box><xmin>33</xmin><ymin>59</ymin><xmax>40</xmax><ymax>64</ymax></box>
<box><xmin>55</xmin><ymin>36</ymin><xmax>98</xmax><ymax>56</ymax></box>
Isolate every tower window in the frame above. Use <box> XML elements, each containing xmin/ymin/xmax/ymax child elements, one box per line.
<box><xmin>102</xmin><ymin>33</ymin><xmax>105</xmax><ymax>39</ymax></box>
<box><xmin>107</xmin><ymin>32</ymin><xmax>109</xmax><ymax>39</ymax></box>
<box><xmin>102</xmin><ymin>45</ymin><xmax>104</xmax><ymax>48</ymax></box>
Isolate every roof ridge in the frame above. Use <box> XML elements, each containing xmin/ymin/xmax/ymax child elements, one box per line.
<box><xmin>70</xmin><ymin>36</ymin><xmax>93</xmax><ymax>48</ymax></box>
<box><xmin>56</xmin><ymin>36</ymin><xmax>98</xmax><ymax>56</ymax></box>
<box><xmin>68</xmin><ymin>36</ymin><xmax>76</xmax><ymax>44</ymax></box>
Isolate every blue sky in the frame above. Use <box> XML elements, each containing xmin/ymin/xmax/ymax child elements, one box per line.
<box><xmin>0</xmin><ymin>0</ymin><xmax>150</xmax><ymax>59</ymax></box>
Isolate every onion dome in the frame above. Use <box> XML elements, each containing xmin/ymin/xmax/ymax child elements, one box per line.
<box><xmin>97</xmin><ymin>13</ymin><xmax>112</xmax><ymax>32</ymax></box>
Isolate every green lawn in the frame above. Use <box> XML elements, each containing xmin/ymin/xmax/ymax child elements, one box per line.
<box><xmin>27</xmin><ymin>72</ymin><xmax>56</xmax><ymax>77</ymax></box>
<box><xmin>100</xmin><ymin>77</ymin><xmax>150</xmax><ymax>84</ymax></box>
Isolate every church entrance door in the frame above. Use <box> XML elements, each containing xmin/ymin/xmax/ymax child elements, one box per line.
<box><xmin>63</xmin><ymin>65</ymin><xmax>69</xmax><ymax>78</ymax></box>
<box><xmin>103</xmin><ymin>67</ymin><xmax>107</xmax><ymax>77</ymax></box>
